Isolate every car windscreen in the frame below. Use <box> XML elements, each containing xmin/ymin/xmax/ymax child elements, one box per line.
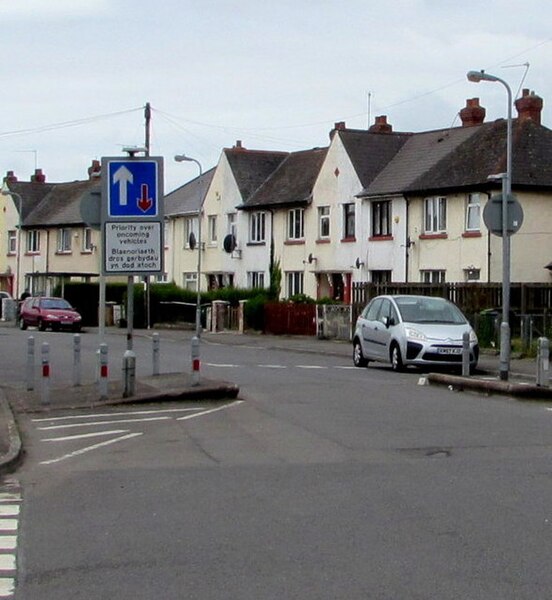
<box><xmin>40</xmin><ymin>299</ymin><xmax>72</xmax><ymax>310</ymax></box>
<box><xmin>394</xmin><ymin>297</ymin><xmax>466</xmax><ymax>324</ymax></box>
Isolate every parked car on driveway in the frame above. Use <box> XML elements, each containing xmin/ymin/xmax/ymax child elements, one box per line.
<box><xmin>353</xmin><ymin>294</ymin><xmax>478</xmax><ymax>372</ymax></box>
<box><xmin>19</xmin><ymin>296</ymin><xmax>82</xmax><ymax>332</ymax></box>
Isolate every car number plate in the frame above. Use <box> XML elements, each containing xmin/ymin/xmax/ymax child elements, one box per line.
<box><xmin>438</xmin><ymin>348</ymin><xmax>462</xmax><ymax>355</ymax></box>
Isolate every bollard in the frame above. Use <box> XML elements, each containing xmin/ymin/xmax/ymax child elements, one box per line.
<box><xmin>152</xmin><ymin>332</ymin><xmax>160</xmax><ymax>376</ymax></box>
<box><xmin>98</xmin><ymin>343</ymin><xmax>109</xmax><ymax>400</ymax></box>
<box><xmin>122</xmin><ymin>350</ymin><xmax>136</xmax><ymax>398</ymax></box>
<box><xmin>26</xmin><ymin>336</ymin><xmax>35</xmax><ymax>391</ymax></box>
<box><xmin>536</xmin><ymin>337</ymin><xmax>549</xmax><ymax>387</ymax></box>
<box><xmin>73</xmin><ymin>334</ymin><xmax>81</xmax><ymax>387</ymax></box>
<box><xmin>191</xmin><ymin>335</ymin><xmax>200</xmax><ymax>386</ymax></box>
<box><xmin>41</xmin><ymin>342</ymin><xmax>50</xmax><ymax>406</ymax></box>
<box><xmin>462</xmin><ymin>331</ymin><xmax>470</xmax><ymax>377</ymax></box>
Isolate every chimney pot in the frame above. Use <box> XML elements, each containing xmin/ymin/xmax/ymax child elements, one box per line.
<box><xmin>31</xmin><ymin>168</ymin><xmax>45</xmax><ymax>183</ymax></box>
<box><xmin>368</xmin><ymin>115</ymin><xmax>393</xmax><ymax>133</ymax></box>
<box><xmin>460</xmin><ymin>97</ymin><xmax>486</xmax><ymax>127</ymax></box>
<box><xmin>3</xmin><ymin>171</ymin><xmax>18</xmax><ymax>184</ymax></box>
<box><xmin>515</xmin><ymin>89</ymin><xmax>543</xmax><ymax>125</ymax></box>
<box><xmin>88</xmin><ymin>159</ymin><xmax>101</xmax><ymax>178</ymax></box>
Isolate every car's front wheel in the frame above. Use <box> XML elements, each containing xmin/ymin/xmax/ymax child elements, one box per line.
<box><xmin>390</xmin><ymin>343</ymin><xmax>404</xmax><ymax>372</ymax></box>
<box><xmin>19</xmin><ymin>318</ymin><xmax>27</xmax><ymax>330</ymax></box>
<box><xmin>353</xmin><ymin>339</ymin><xmax>368</xmax><ymax>368</ymax></box>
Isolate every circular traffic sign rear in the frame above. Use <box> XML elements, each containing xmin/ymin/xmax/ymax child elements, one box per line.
<box><xmin>483</xmin><ymin>193</ymin><xmax>524</xmax><ymax>237</ymax></box>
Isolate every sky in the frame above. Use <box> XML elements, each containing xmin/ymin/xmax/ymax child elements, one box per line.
<box><xmin>1</xmin><ymin>0</ymin><xmax>551</xmax><ymax>193</ymax></box>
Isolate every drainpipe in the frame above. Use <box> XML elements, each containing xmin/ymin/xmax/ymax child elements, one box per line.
<box><xmin>405</xmin><ymin>197</ymin><xmax>410</xmax><ymax>282</ymax></box>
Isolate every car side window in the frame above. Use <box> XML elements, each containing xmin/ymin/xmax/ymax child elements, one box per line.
<box><xmin>364</xmin><ymin>298</ymin><xmax>383</xmax><ymax>321</ymax></box>
<box><xmin>377</xmin><ymin>299</ymin><xmax>391</xmax><ymax>324</ymax></box>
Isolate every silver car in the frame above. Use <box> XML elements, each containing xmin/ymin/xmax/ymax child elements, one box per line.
<box><xmin>353</xmin><ymin>294</ymin><xmax>479</xmax><ymax>372</ymax></box>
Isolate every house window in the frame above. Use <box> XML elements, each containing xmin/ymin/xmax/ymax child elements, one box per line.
<box><xmin>82</xmin><ymin>227</ymin><xmax>93</xmax><ymax>252</ymax></box>
<box><xmin>26</xmin><ymin>230</ymin><xmax>40</xmax><ymax>253</ymax></box>
<box><xmin>57</xmin><ymin>228</ymin><xmax>72</xmax><ymax>253</ymax></box>
<box><xmin>248</xmin><ymin>271</ymin><xmax>265</xmax><ymax>289</ymax></box>
<box><xmin>343</xmin><ymin>203</ymin><xmax>355</xmax><ymax>239</ymax></box>
<box><xmin>286</xmin><ymin>271</ymin><xmax>304</xmax><ymax>297</ymax></box>
<box><xmin>465</xmin><ymin>267</ymin><xmax>480</xmax><ymax>282</ymax></box>
<box><xmin>371</xmin><ymin>201</ymin><xmax>391</xmax><ymax>237</ymax></box>
<box><xmin>163</xmin><ymin>221</ymin><xmax>170</xmax><ymax>248</ymax></box>
<box><xmin>318</xmin><ymin>206</ymin><xmax>330</xmax><ymax>239</ymax></box>
<box><xmin>184</xmin><ymin>217</ymin><xmax>198</xmax><ymax>248</ymax></box>
<box><xmin>465</xmin><ymin>193</ymin><xmax>480</xmax><ymax>231</ymax></box>
<box><xmin>424</xmin><ymin>197</ymin><xmax>446</xmax><ymax>233</ymax></box>
<box><xmin>288</xmin><ymin>208</ymin><xmax>304</xmax><ymax>240</ymax></box>
<box><xmin>7</xmin><ymin>231</ymin><xmax>16</xmax><ymax>254</ymax></box>
<box><xmin>227</xmin><ymin>213</ymin><xmax>237</xmax><ymax>239</ymax></box>
<box><xmin>421</xmin><ymin>270</ymin><xmax>446</xmax><ymax>283</ymax></box>
<box><xmin>182</xmin><ymin>272</ymin><xmax>197</xmax><ymax>291</ymax></box>
<box><xmin>371</xmin><ymin>270</ymin><xmax>391</xmax><ymax>283</ymax></box>
<box><xmin>249</xmin><ymin>211</ymin><xmax>266</xmax><ymax>243</ymax></box>
<box><xmin>208</xmin><ymin>216</ymin><xmax>217</xmax><ymax>244</ymax></box>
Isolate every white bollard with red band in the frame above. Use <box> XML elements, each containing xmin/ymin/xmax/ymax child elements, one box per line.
<box><xmin>98</xmin><ymin>343</ymin><xmax>109</xmax><ymax>400</ymax></box>
<box><xmin>41</xmin><ymin>342</ymin><xmax>50</xmax><ymax>406</ymax></box>
<box><xmin>191</xmin><ymin>335</ymin><xmax>200</xmax><ymax>386</ymax></box>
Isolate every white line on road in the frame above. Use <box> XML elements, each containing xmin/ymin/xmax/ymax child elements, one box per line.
<box><xmin>177</xmin><ymin>401</ymin><xmax>243</xmax><ymax>421</ymax></box>
<box><xmin>258</xmin><ymin>365</ymin><xmax>287</xmax><ymax>369</ymax></box>
<box><xmin>0</xmin><ymin>520</ymin><xmax>17</xmax><ymax>532</ymax></box>
<box><xmin>0</xmin><ymin>538</ymin><xmax>16</xmax><ymax>551</ymax></box>
<box><xmin>37</xmin><ymin>416</ymin><xmax>171</xmax><ymax>431</ymax></box>
<box><xmin>40</xmin><ymin>432</ymin><xmax>143</xmax><ymax>466</ymax></box>
<box><xmin>0</xmin><ymin>577</ymin><xmax>14</xmax><ymax>598</ymax></box>
<box><xmin>0</xmin><ymin>555</ymin><xmax>15</xmax><ymax>570</ymax></box>
<box><xmin>204</xmin><ymin>363</ymin><xmax>240</xmax><ymax>368</ymax></box>
<box><xmin>32</xmin><ymin>407</ymin><xmax>204</xmax><ymax>423</ymax></box>
<box><xmin>0</xmin><ymin>507</ymin><xmax>19</xmax><ymax>517</ymax></box>
<box><xmin>41</xmin><ymin>430</ymin><xmax>129</xmax><ymax>442</ymax></box>
<box><xmin>296</xmin><ymin>365</ymin><xmax>327</xmax><ymax>369</ymax></box>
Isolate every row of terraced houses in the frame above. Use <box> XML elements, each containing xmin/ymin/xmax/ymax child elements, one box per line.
<box><xmin>1</xmin><ymin>89</ymin><xmax>552</xmax><ymax>303</ymax></box>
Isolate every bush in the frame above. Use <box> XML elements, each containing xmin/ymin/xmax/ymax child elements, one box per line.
<box><xmin>287</xmin><ymin>293</ymin><xmax>315</xmax><ymax>304</ymax></box>
<box><xmin>244</xmin><ymin>294</ymin><xmax>269</xmax><ymax>330</ymax></box>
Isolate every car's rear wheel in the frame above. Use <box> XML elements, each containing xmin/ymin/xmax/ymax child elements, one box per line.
<box><xmin>38</xmin><ymin>319</ymin><xmax>46</xmax><ymax>332</ymax></box>
<box><xmin>19</xmin><ymin>318</ymin><xmax>27</xmax><ymax>330</ymax></box>
<box><xmin>353</xmin><ymin>339</ymin><xmax>368</xmax><ymax>368</ymax></box>
<box><xmin>390</xmin><ymin>343</ymin><xmax>404</xmax><ymax>372</ymax></box>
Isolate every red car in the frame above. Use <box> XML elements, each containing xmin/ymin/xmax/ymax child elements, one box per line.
<box><xmin>19</xmin><ymin>296</ymin><xmax>82</xmax><ymax>332</ymax></box>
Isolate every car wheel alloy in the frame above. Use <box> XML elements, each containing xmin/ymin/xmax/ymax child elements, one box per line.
<box><xmin>353</xmin><ymin>340</ymin><xmax>368</xmax><ymax>368</ymax></box>
<box><xmin>390</xmin><ymin>344</ymin><xmax>404</xmax><ymax>372</ymax></box>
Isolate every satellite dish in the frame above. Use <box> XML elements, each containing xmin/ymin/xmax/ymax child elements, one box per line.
<box><xmin>355</xmin><ymin>257</ymin><xmax>364</xmax><ymax>269</ymax></box>
<box><xmin>223</xmin><ymin>234</ymin><xmax>237</xmax><ymax>254</ymax></box>
<box><xmin>308</xmin><ymin>253</ymin><xmax>316</xmax><ymax>264</ymax></box>
<box><xmin>188</xmin><ymin>232</ymin><xmax>197</xmax><ymax>250</ymax></box>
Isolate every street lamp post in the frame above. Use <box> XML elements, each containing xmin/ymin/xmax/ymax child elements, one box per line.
<box><xmin>1</xmin><ymin>183</ymin><xmax>23</xmax><ymax>300</ymax></box>
<box><xmin>467</xmin><ymin>69</ymin><xmax>513</xmax><ymax>381</ymax></box>
<box><xmin>174</xmin><ymin>154</ymin><xmax>204</xmax><ymax>384</ymax></box>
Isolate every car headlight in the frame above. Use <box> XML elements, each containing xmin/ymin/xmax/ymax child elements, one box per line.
<box><xmin>46</xmin><ymin>313</ymin><xmax>59</xmax><ymax>320</ymax></box>
<box><xmin>405</xmin><ymin>326</ymin><xmax>427</xmax><ymax>342</ymax></box>
<box><xmin>469</xmin><ymin>329</ymin><xmax>478</xmax><ymax>344</ymax></box>
<box><xmin>74</xmin><ymin>315</ymin><xmax>82</xmax><ymax>321</ymax></box>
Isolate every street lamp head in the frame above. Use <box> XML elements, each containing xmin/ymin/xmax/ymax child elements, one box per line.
<box><xmin>174</xmin><ymin>154</ymin><xmax>192</xmax><ymax>163</ymax></box>
<box><xmin>467</xmin><ymin>70</ymin><xmax>499</xmax><ymax>83</ymax></box>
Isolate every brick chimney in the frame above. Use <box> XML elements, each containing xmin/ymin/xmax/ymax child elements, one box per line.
<box><xmin>515</xmin><ymin>89</ymin><xmax>543</xmax><ymax>125</ymax></box>
<box><xmin>233</xmin><ymin>140</ymin><xmax>245</xmax><ymax>150</ymax></box>
<box><xmin>30</xmin><ymin>169</ymin><xmax>46</xmax><ymax>183</ymax></box>
<box><xmin>88</xmin><ymin>159</ymin><xmax>101</xmax><ymax>179</ymax></box>
<box><xmin>3</xmin><ymin>171</ymin><xmax>18</xmax><ymax>184</ymax></box>
<box><xmin>368</xmin><ymin>115</ymin><xmax>392</xmax><ymax>133</ymax></box>
<box><xmin>460</xmin><ymin>98</ymin><xmax>486</xmax><ymax>127</ymax></box>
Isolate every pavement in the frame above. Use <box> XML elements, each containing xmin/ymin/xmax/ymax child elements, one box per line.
<box><xmin>0</xmin><ymin>325</ymin><xmax>551</xmax><ymax>475</ymax></box>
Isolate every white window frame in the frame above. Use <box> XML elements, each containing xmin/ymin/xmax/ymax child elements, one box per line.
<box><xmin>7</xmin><ymin>230</ymin><xmax>16</xmax><ymax>254</ymax></box>
<box><xmin>420</xmin><ymin>269</ymin><xmax>446</xmax><ymax>283</ymax></box>
<box><xmin>82</xmin><ymin>227</ymin><xmax>93</xmax><ymax>252</ymax></box>
<box><xmin>57</xmin><ymin>228</ymin><xmax>72</xmax><ymax>253</ymax></box>
<box><xmin>247</xmin><ymin>271</ymin><xmax>265</xmax><ymax>289</ymax></box>
<box><xmin>26</xmin><ymin>229</ymin><xmax>40</xmax><ymax>253</ymax></box>
<box><xmin>318</xmin><ymin>206</ymin><xmax>330</xmax><ymax>239</ymax></box>
<box><xmin>286</xmin><ymin>271</ymin><xmax>304</xmax><ymax>297</ymax></box>
<box><xmin>183</xmin><ymin>272</ymin><xmax>198</xmax><ymax>290</ymax></box>
<box><xmin>208</xmin><ymin>215</ymin><xmax>217</xmax><ymax>244</ymax></box>
<box><xmin>465</xmin><ymin>193</ymin><xmax>480</xmax><ymax>231</ymax></box>
<box><xmin>343</xmin><ymin>203</ymin><xmax>355</xmax><ymax>239</ymax></box>
<box><xmin>287</xmin><ymin>208</ymin><xmax>304</xmax><ymax>241</ymax></box>
<box><xmin>184</xmin><ymin>217</ymin><xmax>198</xmax><ymax>249</ymax></box>
<box><xmin>249</xmin><ymin>211</ymin><xmax>266</xmax><ymax>243</ymax></box>
<box><xmin>371</xmin><ymin>200</ymin><xmax>391</xmax><ymax>237</ymax></box>
<box><xmin>424</xmin><ymin>197</ymin><xmax>447</xmax><ymax>234</ymax></box>
<box><xmin>227</xmin><ymin>212</ymin><xmax>237</xmax><ymax>239</ymax></box>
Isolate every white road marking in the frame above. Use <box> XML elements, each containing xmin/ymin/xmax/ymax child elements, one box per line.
<box><xmin>37</xmin><ymin>416</ymin><xmax>171</xmax><ymax>431</ymax></box>
<box><xmin>258</xmin><ymin>364</ymin><xmax>287</xmax><ymax>369</ymax></box>
<box><xmin>334</xmin><ymin>366</ymin><xmax>358</xmax><ymax>370</ymax></box>
<box><xmin>0</xmin><ymin>507</ymin><xmax>19</xmax><ymax>517</ymax></box>
<box><xmin>40</xmin><ymin>432</ymin><xmax>143</xmax><ymax>465</ymax></box>
<box><xmin>0</xmin><ymin>538</ymin><xmax>16</xmax><ymax>551</ymax></box>
<box><xmin>297</xmin><ymin>365</ymin><xmax>327</xmax><ymax>369</ymax></box>
<box><xmin>0</xmin><ymin>520</ymin><xmax>17</xmax><ymax>532</ymax></box>
<box><xmin>177</xmin><ymin>401</ymin><xmax>243</xmax><ymax>421</ymax></box>
<box><xmin>0</xmin><ymin>495</ymin><xmax>20</xmax><ymax>504</ymax></box>
<box><xmin>0</xmin><ymin>555</ymin><xmax>15</xmax><ymax>570</ymax></box>
<box><xmin>204</xmin><ymin>363</ymin><xmax>240</xmax><ymax>368</ymax></box>
<box><xmin>0</xmin><ymin>578</ymin><xmax>14</xmax><ymax>598</ymax></box>
<box><xmin>32</xmin><ymin>407</ymin><xmax>204</xmax><ymax>423</ymax></box>
<box><xmin>42</xmin><ymin>430</ymin><xmax>129</xmax><ymax>442</ymax></box>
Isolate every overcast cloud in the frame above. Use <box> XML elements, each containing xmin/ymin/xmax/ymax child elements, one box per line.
<box><xmin>1</xmin><ymin>0</ymin><xmax>551</xmax><ymax>191</ymax></box>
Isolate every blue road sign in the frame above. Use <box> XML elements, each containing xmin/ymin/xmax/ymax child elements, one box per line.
<box><xmin>107</xmin><ymin>160</ymin><xmax>159</xmax><ymax>217</ymax></box>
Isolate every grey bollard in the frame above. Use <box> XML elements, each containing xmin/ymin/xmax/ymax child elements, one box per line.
<box><xmin>73</xmin><ymin>334</ymin><xmax>81</xmax><ymax>387</ymax></box>
<box><xmin>122</xmin><ymin>350</ymin><xmax>136</xmax><ymax>398</ymax></box>
<box><xmin>98</xmin><ymin>343</ymin><xmax>109</xmax><ymax>400</ymax></box>
<box><xmin>462</xmin><ymin>331</ymin><xmax>470</xmax><ymax>377</ymax></box>
<box><xmin>41</xmin><ymin>342</ymin><xmax>50</xmax><ymax>406</ymax></box>
<box><xmin>536</xmin><ymin>337</ymin><xmax>549</xmax><ymax>387</ymax></box>
<box><xmin>152</xmin><ymin>333</ymin><xmax>160</xmax><ymax>376</ymax></box>
<box><xmin>26</xmin><ymin>336</ymin><xmax>35</xmax><ymax>391</ymax></box>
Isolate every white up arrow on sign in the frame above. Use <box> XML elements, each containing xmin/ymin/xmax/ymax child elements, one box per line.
<box><xmin>113</xmin><ymin>165</ymin><xmax>133</xmax><ymax>206</ymax></box>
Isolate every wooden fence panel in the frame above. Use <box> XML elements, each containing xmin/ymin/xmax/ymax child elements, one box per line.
<box><xmin>264</xmin><ymin>303</ymin><xmax>317</xmax><ymax>336</ymax></box>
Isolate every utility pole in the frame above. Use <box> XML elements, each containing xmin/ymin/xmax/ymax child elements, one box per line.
<box><xmin>144</xmin><ymin>102</ymin><xmax>152</xmax><ymax>329</ymax></box>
